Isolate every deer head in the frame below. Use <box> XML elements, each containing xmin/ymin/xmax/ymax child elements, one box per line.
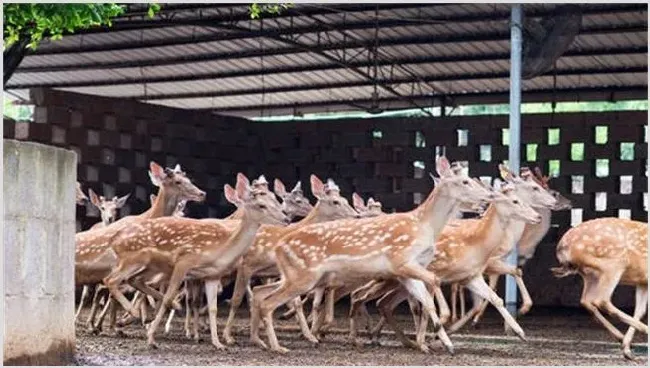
<box><xmin>149</xmin><ymin>162</ymin><xmax>206</xmax><ymax>204</ymax></box>
<box><xmin>274</xmin><ymin>179</ymin><xmax>313</xmax><ymax>219</ymax></box>
<box><xmin>352</xmin><ymin>193</ymin><xmax>384</xmax><ymax>218</ymax></box>
<box><xmin>491</xmin><ymin>182</ymin><xmax>542</xmax><ymax>224</ymax></box>
<box><xmin>231</xmin><ymin>173</ymin><xmax>290</xmax><ymax>226</ymax></box>
<box><xmin>76</xmin><ymin>182</ymin><xmax>88</xmax><ymax>205</ymax></box>
<box><xmin>89</xmin><ymin>189</ymin><xmax>130</xmax><ymax>225</ymax></box>
<box><xmin>431</xmin><ymin>156</ymin><xmax>495</xmax><ymax>205</ymax></box>
<box><xmin>310</xmin><ymin>175</ymin><xmax>360</xmax><ymax>220</ymax></box>
<box><xmin>531</xmin><ymin>167</ymin><xmax>572</xmax><ymax>211</ymax></box>
<box><xmin>498</xmin><ymin>164</ymin><xmax>556</xmax><ymax>209</ymax></box>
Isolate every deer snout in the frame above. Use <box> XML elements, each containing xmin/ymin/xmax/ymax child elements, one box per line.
<box><xmin>196</xmin><ymin>190</ymin><xmax>207</xmax><ymax>201</ymax></box>
<box><xmin>281</xmin><ymin>215</ymin><xmax>291</xmax><ymax>225</ymax></box>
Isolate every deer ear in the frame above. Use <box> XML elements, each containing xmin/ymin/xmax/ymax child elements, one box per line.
<box><xmin>223</xmin><ymin>184</ymin><xmax>240</xmax><ymax>206</ymax></box>
<box><xmin>236</xmin><ymin>173</ymin><xmax>250</xmax><ymax>188</ymax></box>
<box><xmin>150</xmin><ymin>194</ymin><xmax>157</xmax><ymax>205</ymax></box>
<box><xmin>292</xmin><ymin>181</ymin><xmax>302</xmax><ymax>193</ymax></box>
<box><xmin>235</xmin><ymin>174</ymin><xmax>251</xmax><ymax>202</ymax></box>
<box><xmin>274</xmin><ymin>179</ymin><xmax>287</xmax><ymax>198</ymax></box>
<box><xmin>352</xmin><ymin>192</ymin><xmax>365</xmax><ymax>211</ymax></box>
<box><xmin>89</xmin><ymin>189</ymin><xmax>101</xmax><ymax>208</ymax></box>
<box><xmin>173</xmin><ymin>164</ymin><xmax>182</xmax><ymax>173</ymax></box>
<box><xmin>310</xmin><ymin>175</ymin><xmax>325</xmax><ymax>199</ymax></box>
<box><xmin>115</xmin><ymin>193</ymin><xmax>130</xmax><ymax>208</ymax></box>
<box><xmin>367</xmin><ymin>197</ymin><xmax>377</xmax><ymax>206</ymax></box>
<box><xmin>436</xmin><ymin>156</ymin><xmax>452</xmax><ymax>177</ymax></box>
<box><xmin>498</xmin><ymin>164</ymin><xmax>514</xmax><ymax>182</ymax></box>
<box><xmin>149</xmin><ymin>161</ymin><xmax>165</xmax><ymax>186</ymax></box>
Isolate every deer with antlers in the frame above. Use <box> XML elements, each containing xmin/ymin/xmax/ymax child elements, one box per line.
<box><xmin>75</xmin><ymin>162</ymin><xmax>205</xmax><ymax>332</ymax></box>
<box><xmin>247</xmin><ymin>156</ymin><xmax>495</xmax><ymax>353</ymax></box>
<box><xmin>464</xmin><ymin>166</ymin><xmax>572</xmax><ymax>326</ymax></box>
<box><xmin>551</xmin><ymin>217</ymin><xmax>647</xmax><ymax>360</ymax></box>
<box><xmin>221</xmin><ymin>176</ymin><xmax>360</xmax><ymax>345</ymax></box>
<box><xmin>102</xmin><ymin>173</ymin><xmax>290</xmax><ymax>349</ymax></box>
<box><xmin>349</xmin><ymin>175</ymin><xmax>554</xmax><ymax>351</ymax></box>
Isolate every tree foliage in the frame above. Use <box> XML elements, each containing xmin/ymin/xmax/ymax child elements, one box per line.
<box><xmin>3</xmin><ymin>3</ymin><xmax>160</xmax><ymax>50</ymax></box>
<box><xmin>249</xmin><ymin>3</ymin><xmax>293</xmax><ymax>19</ymax></box>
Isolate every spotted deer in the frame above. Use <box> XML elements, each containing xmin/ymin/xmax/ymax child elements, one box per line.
<box><xmin>74</xmin><ymin>162</ymin><xmax>205</xmax><ymax>332</ymax></box>
<box><xmin>551</xmin><ymin>217</ymin><xmax>648</xmax><ymax>360</ymax></box>
<box><xmin>75</xmin><ymin>189</ymin><xmax>131</xmax><ymax>320</ymax></box>
<box><xmin>88</xmin><ymin>189</ymin><xmax>131</xmax><ymax>230</ymax></box>
<box><xmin>102</xmin><ymin>173</ymin><xmax>290</xmax><ymax>349</ymax></box>
<box><xmin>248</xmin><ymin>156</ymin><xmax>494</xmax><ymax>354</ymax></box>
<box><xmin>465</xmin><ymin>166</ymin><xmax>572</xmax><ymax>325</ymax></box>
<box><xmin>351</xmin><ymin>180</ymin><xmax>546</xmax><ymax>351</ymax></box>
<box><xmin>221</xmin><ymin>176</ymin><xmax>360</xmax><ymax>345</ymax></box>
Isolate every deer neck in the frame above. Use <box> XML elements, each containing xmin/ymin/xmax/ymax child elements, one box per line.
<box><xmin>225</xmin><ymin>207</ymin><xmax>244</xmax><ymax>220</ymax></box>
<box><xmin>144</xmin><ymin>187</ymin><xmax>181</xmax><ymax>219</ymax></box>
<box><xmin>416</xmin><ymin>185</ymin><xmax>462</xmax><ymax>241</ymax></box>
<box><xmin>518</xmin><ymin>207</ymin><xmax>552</xmax><ymax>259</ymax></box>
<box><xmin>471</xmin><ymin>205</ymin><xmax>512</xmax><ymax>255</ymax></box>
<box><xmin>288</xmin><ymin>203</ymin><xmax>330</xmax><ymax>230</ymax></box>
<box><xmin>213</xmin><ymin>211</ymin><xmax>262</xmax><ymax>264</ymax></box>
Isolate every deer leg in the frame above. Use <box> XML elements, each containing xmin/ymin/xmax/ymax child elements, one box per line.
<box><xmin>393</xmin><ymin>263</ymin><xmax>443</xmax><ymax>332</ymax></box>
<box><xmin>461</xmin><ymin>275</ymin><xmax>526</xmax><ymax>340</ymax></box>
<box><xmin>459</xmin><ymin>285</ymin><xmax>466</xmax><ymax>319</ymax></box>
<box><xmin>146</xmin><ymin>263</ymin><xmax>189</xmax><ymax>349</ymax></box>
<box><xmin>93</xmin><ymin>296</ymin><xmax>114</xmax><ymax>333</ymax></box>
<box><xmin>104</xmin><ymin>262</ymin><xmax>147</xmax><ymax>318</ymax></box>
<box><xmin>309</xmin><ymin>287</ymin><xmax>326</xmax><ymax>336</ymax></box>
<box><xmin>204</xmin><ymin>279</ymin><xmax>225</xmax><ymax>349</ymax></box>
<box><xmin>434</xmin><ymin>286</ymin><xmax>451</xmax><ymax>325</ymax></box>
<box><xmin>447</xmin><ymin>290</ymin><xmax>485</xmax><ymax>334</ymax></box>
<box><xmin>579</xmin><ymin>272</ymin><xmax>626</xmax><ymax>342</ymax></box>
<box><xmin>85</xmin><ymin>285</ymin><xmax>106</xmax><ymax>332</ymax></box>
<box><xmin>76</xmin><ymin>285</ymin><xmax>89</xmax><ymax>321</ymax></box>
<box><xmin>593</xmin><ymin>272</ymin><xmax>648</xmax><ymax>334</ymax></box>
<box><xmin>399</xmin><ymin>278</ymin><xmax>454</xmax><ymax>354</ymax></box>
<box><xmin>293</xmin><ymin>295</ymin><xmax>319</xmax><ymax>344</ymax></box>
<box><xmin>622</xmin><ymin>285</ymin><xmax>649</xmax><ymax>360</ymax></box>
<box><xmin>450</xmin><ymin>283</ymin><xmax>459</xmax><ymax>323</ymax></box>
<box><xmin>472</xmin><ymin>274</ymin><xmax>498</xmax><ymax>326</ymax></box>
<box><xmin>348</xmin><ymin>281</ymin><xmax>380</xmax><ymax>345</ymax></box>
<box><xmin>254</xmin><ymin>275</ymin><xmax>319</xmax><ymax>353</ymax></box>
<box><xmin>223</xmin><ymin>266</ymin><xmax>252</xmax><ymax>345</ymax></box>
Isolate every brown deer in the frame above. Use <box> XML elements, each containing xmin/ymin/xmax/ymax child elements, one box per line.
<box><xmin>351</xmin><ymin>180</ymin><xmax>548</xmax><ymax>352</ymax></box>
<box><xmin>88</xmin><ymin>189</ymin><xmax>131</xmax><ymax>230</ymax></box>
<box><xmin>465</xmin><ymin>166</ymin><xmax>572</xmax><ymax>325</ymax></box>
<box><xmin>75</xmin><ymin>189</ymin><xmax>130</xmax><ymax>320</ymax></box>
<box><xmin>551</xmin><ymin>217</ymin><xmax>647</xmax><ymax>360</ymax></box>
<box><xmin>248</xmin><ymin>156</ymin><xmax>494</xmax><ymax>354</ymax></box>
<box><xmin>102</xmin><ymin>173</ymin><xmax>290</xmax><ymax>349</ymax></box>
<box><xmin>75</xmin><ymin>162</ymin><xmax>205</xmax><ymax>332</ymax></box>
<box><xmin>221</xmin><ymin>176</ymin><xmax>360</xmax><ymax>345</ymax></box>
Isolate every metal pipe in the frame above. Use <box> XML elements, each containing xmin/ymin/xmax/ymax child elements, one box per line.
<box><xmin>506</xmin><ymin>4</ymin><xmax>523</xmax><ymax>317</ymax></box>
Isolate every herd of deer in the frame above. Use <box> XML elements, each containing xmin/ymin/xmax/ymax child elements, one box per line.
<box><xmin>72</xmin><ymin>157</ymin><xmax>647</xmax><ymax>360</ymax></box>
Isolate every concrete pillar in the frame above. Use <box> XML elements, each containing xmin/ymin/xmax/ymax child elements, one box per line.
<box><xmin>3</xmin><ymin>139</ymin><xmax>77</xmax><ymax>365</ymax></box>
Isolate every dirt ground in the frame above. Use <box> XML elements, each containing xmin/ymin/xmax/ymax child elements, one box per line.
<box><xmin>74</xmin><ymin>305</ymin><xmax>648</xmax><ymax>366</ymax></box>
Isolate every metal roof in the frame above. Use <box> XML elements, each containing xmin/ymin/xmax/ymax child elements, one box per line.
<box><xmin>4</xmin><ymin>3</ymin><xmax>648</xmax><ymax>118</ymax></box>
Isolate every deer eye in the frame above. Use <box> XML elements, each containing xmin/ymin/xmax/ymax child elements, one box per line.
<box><xmin>333</xmin><ymin>200</ymin><xmax>340</xmax><ymax>206</ymax></box>
<box><xmin>533</xmin><ymin>187</ymin><xmax>539</xmax><ymax>191</ymax></box>
<box><xmin>258</xmin><ymin>204</ymin><xmax>267</xmax><ymax>209</ymax></box>
<box><xmin>175</xmin><ymin>180</ymin><xmax>181</xmax><ymax>185</ymax></box>
<box><xmin>462</xmin><ymin>180</ymin><xmax>469</xmax><ymax>185</ymax></box>
<box><xmin>512</xmin><ymin>200</ymin><xmax>519</xmax><ymax>204</ymax></box>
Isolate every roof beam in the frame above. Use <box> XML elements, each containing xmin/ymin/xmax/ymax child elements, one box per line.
<box><xmin>13</xmin><ymin>23</ymin><xmax>646</xmax><ymax>73</ymax></box>
<box><xmin>31</xmin><ymin>3</ymin><xmax>646</xmax><ymax>54</ymax></box>
<box><xmin>128</xmin><ymin>66</ymin><xmax>647</xmax><ymax>101</ymax></box>
<box><xmin>8</xmin><ymin>47</ymin><xmax>645</xmax><ymax>89</ymax></box>
<box><xmin>201</xmin><ymin>86</ymin><xmax>648</xmax><ymax>115</ymax></box>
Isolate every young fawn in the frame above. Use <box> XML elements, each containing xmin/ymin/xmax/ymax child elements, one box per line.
<box><xmin>221</xmin><ymin>175</ymin><xmax>359</xmax><ymax>345</ymax></box>
<box><xmin>249</xmin><ymin>156</ymin><xmax>494</xmax><ymax>354</ymax></box>
<box><xmin>552</xmin><ymin>217</ymin><xmax>647</xmax><ymax>360</ymax></box>
<box><xmin>88</xmin><ymin>189</ymin><xmax>131</xmax><ymax>230</ymax></box>
<box><xmin>103</xmin><ymin>173</ymin><xmax>290</xmax><ymax>349</ymax></box>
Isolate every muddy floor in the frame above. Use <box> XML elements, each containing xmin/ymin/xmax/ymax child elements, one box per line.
<box><xmin>74</xmin><ymin>305</ymin><xmax>647</xmax><ymax>366</ymax></box>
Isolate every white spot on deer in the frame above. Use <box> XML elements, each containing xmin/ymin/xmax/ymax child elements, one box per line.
<box><xmin>395</xmin><ymin>234</ymin><xmax>410</xmax><ymax>242</ymax></box>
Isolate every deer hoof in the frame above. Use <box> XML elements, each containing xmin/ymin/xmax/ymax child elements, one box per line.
<box><xmin>623</xmin><ymin>347</ymin><xmax>635</xmax><ymax>361</ymax></box>
<box><xmin>272</xmin><ymin>346</ymin><xmax>290</xmax><ymax>354</ymax></box>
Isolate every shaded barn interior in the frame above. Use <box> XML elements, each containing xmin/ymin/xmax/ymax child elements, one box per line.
<box><xmin>4</xmin><ymin>88</ymin><xmax>647</xmax><ymax>308</ymax></box>
<box><xmin>3</xmin><ymin>3</ymin><xmax>648</xmax><ymax>312</ymax></box>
